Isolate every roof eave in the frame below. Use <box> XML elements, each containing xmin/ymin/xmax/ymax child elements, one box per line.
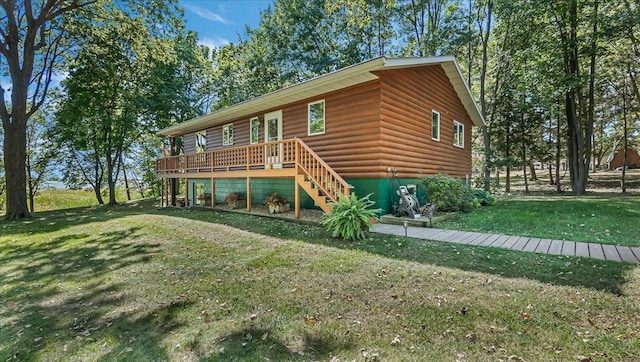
<box><xmin>158</xmin><ymin>56</ymin><xmax>484</xmax><ymax>137</ymax></box>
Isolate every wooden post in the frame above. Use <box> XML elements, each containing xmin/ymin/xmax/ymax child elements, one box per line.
<box><xmin>185</xmin><ymin>179</ymin><xmax>189</xmax><ymax>207</ymax></box>
<box><xmin>211</xmin><ymin>178</ymin><xmax>216</xmax><ymax>206</ymax></box>
<box><xmin>295</xmin><ymin>176</ymin><xmax>301</xmax><ymax>219</ymax></box>
<box><xmin>246</xmin><ymin>177</ymin><xmax>252</xmax><ymax>211</ymax></box>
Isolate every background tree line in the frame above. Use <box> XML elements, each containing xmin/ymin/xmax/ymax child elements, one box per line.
<box><xmin>1</xmin><ymin>0</ymin><xmax>638</xmax><ymax>219</ymax></box>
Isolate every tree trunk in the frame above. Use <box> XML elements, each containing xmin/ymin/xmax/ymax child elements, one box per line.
<box><xmin>121</xmin><ymin>153</ymin><xmax>131</xmax><ymax>201</ymax></box>
<box><xmin>621</xmin><ymin>81</ymin><xmax>628</xmax><ymax>193</ymax></box>
<box><xmin>107</xmin><ymin>152</ymin><xmax>119</xmax><ymax>206</ymax></box>
<box><xmin>505</xmin><ymin>129</ymin><xmax>511</xmax><ymax>193</ymax></box>
<box><xmin>479</xmin><ymin>0</ymin><xmax>493</xmax><ymax>191</ymax></box>
<box><xmin>3</xmin><ymin>116</ymin><xmax>30</xmax><ymax>219</ymax></box>
<box><xmin>556</xmin><ymin>99</ymin><xmax>562</xmax><ymax>192</ymax></box>
<box><xmin>522</xmin><ymin>137</ymin><xmax>529</xmax><ymax>193</ymax></box>
<box><xmin>529</xmin><ymin>163</ymin><xmax>538</xmax><ymax>181</ymax></box>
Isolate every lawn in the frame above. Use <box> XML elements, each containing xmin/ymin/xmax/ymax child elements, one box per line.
<box><xmin>1</xmin><ymin>198</ymin><xmax>639</xmax><ymax>361</ymax></box>
<box><xmin>436</xmin><ymin>195</ymin><xmax>640</xmax><ymax>247</ymax></box>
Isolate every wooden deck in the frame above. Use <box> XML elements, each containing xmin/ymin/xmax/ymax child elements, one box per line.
<box><xmin>372</xmin><ymin>224</ymin><xmax>639</xmax><ymax>263</ymax></box>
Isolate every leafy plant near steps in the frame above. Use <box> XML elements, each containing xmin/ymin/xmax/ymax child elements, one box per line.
<box><xmin>322</xmin><ymin>193</ymin><xmax>381</xmax><ymax>241</ymax></box>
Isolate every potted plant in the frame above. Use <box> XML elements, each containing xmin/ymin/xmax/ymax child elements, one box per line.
<box><xmin>224</xmin><ymin>192</ymin><xmax>246</xmax><ymax>209</ymax></box>
<box><xmin>264</xmin><ymin>192</ymin><xmax>290</xmax><ymax>214</ymax></box>
<box><xmin>197</xmin><ymin>192</ymin><xmax>212</xmax><ymax>206</ymax></box>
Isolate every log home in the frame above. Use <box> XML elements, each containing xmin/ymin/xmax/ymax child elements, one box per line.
<box><xmin>156</xmin><ymin>56</ymin><xmax>484</xmax><ymax>217</ymax></box>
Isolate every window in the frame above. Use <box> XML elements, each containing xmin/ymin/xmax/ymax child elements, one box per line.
<box><xmin>308</xmin><ymin>100</ymin><xmax>325</xmax><ymax>135</ymax></box>
<box><xmin>431</xmin><ymin>110</ymin><xmax>440</xmax><ymax>141</ymax></box>
<box><xmin>195</xmin><ymin>130</ymin><xmax>207</xmax><ymax>153</ymax></box>
<box><xmin>453</xmin><ymin>121</ymin><xmax>464</xmax><ymax>148</ymax></box>
<box><xmin>250</xmin><ymin>117</ymin><xmax>259</xmax><ymax>144</ymax></box>
<box><xmin>223</xmin><ymin>123</ymin><xmax>234</xmax><ymax>146</ymax></box>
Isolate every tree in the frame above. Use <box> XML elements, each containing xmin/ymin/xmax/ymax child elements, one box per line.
<box><xmin>26</xmin><ymin>108</ymin><xmax>55</xmax><ymax>212</ymax></box>
<box><xmin>55</xmin><ymin>4</ymin><xmax>181</xmax><ymax>205</ymax></box>
<box><xmin>546</xmin><ymin>0</ymin><xmax>603</xmax><ymax>195</ymax></box>
<box><xmin>0</xmin><ymin>0</ymin><xmax>96</xmax><ymax>219</ymax></box>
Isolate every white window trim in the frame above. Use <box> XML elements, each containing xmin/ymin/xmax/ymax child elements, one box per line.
<box><xmin>307</xmin><ymin>99</ymin><xmax>326</xmax><ymax>136</ymax></box>
<box><xmin>222</xmin><ymin>123</ymin><xmax>234</xmax><ymax>146</ymax></box>
<box><xmin>250</xmin><ymin>117</ymin><xmax>259</xmax><ymax>144</ymax></box>
<box><xmin>453</xmin><ymin>121</ymin><xmax>464</xmax><ymax>148</ymax></box>
<box><xmin>431</xmin><ymin>110</ymin><xmax>440</xmax><ymax>141</ymax></box>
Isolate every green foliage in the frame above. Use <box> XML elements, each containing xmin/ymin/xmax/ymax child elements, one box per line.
<box><xmin>471</xmin><ymin>189</ymin><xmax>497</xmax><ymax>206</ymax></box>
<box><xmin>224</xmin><ymin>192</ymin><xmax>245</xmax><ymax>203</ymax></box>
<box><xmin>322</xmin><ymin>193</ymin><xmax>380</xmax><ymax>241</ymax></box>
<box><xmin>420</xmin><ymin>174</ymin><xmax>477</xmax><ymax>213</ymax></box>
<box><xmin>263</xmin><ymin>192</ymin><xmax>287</xmax><ymax>207</ymax></box>
<box><xmin>473</xmin><ymin>176</ymin><xmax>500</xmax><ymax>194</ymax></box>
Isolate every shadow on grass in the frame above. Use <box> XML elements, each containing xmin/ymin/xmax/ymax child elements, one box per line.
<box><xmin>0</xmin><ymin>198</ymin><xmax>155</xmax><ymax>237</ymax></box>
<box><xmin>159</xmin><ymin>207</ymin><xmax>637</xmax><ymax>296</ymax></box>
<box><xmin>203</xmin><ymin>327</ymin><xmax>354</xmax><ymax>361</ymax></box>
<box><xmin>0</xmin><ymin>214</ymin><xmax>182</xmax><ymax>361</ymax></box>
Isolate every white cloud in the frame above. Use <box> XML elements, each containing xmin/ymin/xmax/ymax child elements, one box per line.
<box><xmin>184</xmin><ymin>4</ymin><xmax>232</xmax><ymax>25</ymax></box>
<box><xmin>198</xmin><ymin>37</ymin><xmax>231</xmax><ymax>50</ymax></box>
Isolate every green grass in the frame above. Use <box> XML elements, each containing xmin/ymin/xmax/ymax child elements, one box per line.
<box><xmin>436</xmin><ymin>195</ymin><xmax>640</xmax><ymax>247</ymax></box>
<box><xmin>1</xmin><ymin>188</ymin><xmax>145</xmax><ymax>215</ymax></box>
<box><xmin>1</xmin><ymin>199</ymin><xmax>639</xmax><ymax>361</ymax></box>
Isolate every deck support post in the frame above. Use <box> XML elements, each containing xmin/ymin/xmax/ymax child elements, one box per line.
<box><xmin>211</xmin><ymin>178</ymin><xmax>216</xmax><ymax>206</ymax></box>
<box><xmin>170</xmin><ymin>178</ymin><xmax>178</xmax><ymax>206</ymax></box>
<box><xmin>246</xmin><ymin>177</ymin><xmax>252</xmax><ymax>211</ymax></box>
<box><xmin>185</xmin><ymin>178</ymin><xmax>189</xmax><ymax>207</ymax></box>
<box><xmin>295</xmin><ymin>176</ymin><xmax>301</xmax><ymax>219</ymax></box>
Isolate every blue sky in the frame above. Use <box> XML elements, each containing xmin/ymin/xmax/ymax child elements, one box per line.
<box><xmin>180</xmin><ymin>0</ymin><xmax>274</xmax><ymax>49</ymax></box>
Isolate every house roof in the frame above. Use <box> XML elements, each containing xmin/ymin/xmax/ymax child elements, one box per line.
<box><xmin>158</xmin><ymin>56</ymin><xmax>485</xmax><ymax>137</ymax></box>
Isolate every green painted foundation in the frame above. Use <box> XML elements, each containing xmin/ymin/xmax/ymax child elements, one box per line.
<box><xmin>186</xmin><ymin>176</ymin><xmax>424</xmax><ymax>214</ymax></box>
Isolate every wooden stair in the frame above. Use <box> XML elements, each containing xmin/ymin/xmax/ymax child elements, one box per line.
<box><xmin>294</xmin><ymin>138</ymin><xmax>352</xmax><ymax>214</ymax></box>
<box><xmin>296</xmin><ymin>175</ymin><xmax>331</xmax><ymax>212</ymax></box>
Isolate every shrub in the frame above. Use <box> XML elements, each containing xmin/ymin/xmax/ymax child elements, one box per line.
<box><xmin>420</xmin><ymin>173</ymin><xmax>477</xmax><ymax>213</ymax></box>
<box><xmin>471</xmin><ymin>189</ymin><xmax>497</xmax><ymax>206</ymax></box>
<box><xmin>322</xmin><ymin>193</ymin><xmax>381</xmax><ymax>241</ymax></box>
<box><xmin>473</xmin><ymin>176</ymin><xmax>500</xmax><ymax>194</ymax></box>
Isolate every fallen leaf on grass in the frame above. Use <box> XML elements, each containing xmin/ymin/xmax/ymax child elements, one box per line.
<box><xmin>391</xmin><ymin>293</ymin><xmax>398</xmax><ymax>300</ymax></box>
<box><xmin>519</xmin><ymin>313</ymin><xmax>531</xmax><ymax>320</ymax></box>
<box><xmin>576</xmin><ymin>356</ymin><xmax>592</xmax><ymax>362</ymax></box>
<box><xmin>305</xmin><ymin>315</ymin><xmax>316</xmax><ymax>324</ymax></box>
<box><xmin>391</xmin><ymin>335</ymin><xmax>401</xmax><ymax>346</ymax></box>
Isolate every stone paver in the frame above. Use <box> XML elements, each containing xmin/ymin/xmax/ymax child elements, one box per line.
<box><xmin>547</xmin><ymin>240</ymin><xmax>564</xmax><ymax>255</ymax></box>
<box><xmin>589</xmin><ymin>243</ymin><xmax>606</xmax><ymax>260</ymax></box>
<box><xmin>522</xmin><ymin>238</ymin><xmax>540</xmax><ymax>252</ymax></box>
<box><xmin>602</xmin><ymin>244</ymin><xmax>622</xmax><ymax>262</ymax></box>
<box><xmin>371</xmin><ymin>225</ymin><xmax>638</xmax><ymax>263</ymax></box>
<box><xmin>617</xmin><ymin>246</ymin><xmax>638</xmax><ymax>263</ymax></box>
<box><xmin>575</xmin><ymin>242</ymin><xmax>590</xmax><ymax>258</ymax></box>
<box><xmin>535</xmin><ymin>239</ymin><xmax>553</xmax><ymax>254</ymax></box>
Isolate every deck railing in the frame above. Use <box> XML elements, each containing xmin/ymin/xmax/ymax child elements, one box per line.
<box><xmin>295</xmin><ymin>139</ymin><xmax>351</xmax><ymax>202</ymax></box>
<box><xmin>156</xmin><ymin>138</ymin><xmax>351</xmax><ymax>203</ymax></box>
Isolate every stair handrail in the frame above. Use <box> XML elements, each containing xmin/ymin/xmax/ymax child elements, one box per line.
<box><xmin>294</xmin><ymin>138</ymin><xmax>352</xmax><ymax>203</ymax></box>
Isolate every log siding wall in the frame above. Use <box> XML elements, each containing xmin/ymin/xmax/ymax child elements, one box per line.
<box><xmin>179</xmin><ymin>65</ymin><xmax>474</xmax><ymax>180</ymax></box>
<box><xmin>182</xmin><ymin>81</ymin><xmax>383</xmax><ymax>179</ymax></box>
<box><xmin>377</xmin><ymin>66</ymin><xmax>474</xmax><ymax>179</ymax></box>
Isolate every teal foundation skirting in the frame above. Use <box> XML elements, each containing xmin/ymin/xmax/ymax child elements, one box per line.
<box><xmin>186</xmin><ymin>176</ymin><xmax>423</xmax><ymax>214</ymax></box>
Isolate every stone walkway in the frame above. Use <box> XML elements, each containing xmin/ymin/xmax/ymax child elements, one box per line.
<box><xmin>372</xmin><ymin>224</ymin><xmax>640</xmax><ymax>263</ymax></box>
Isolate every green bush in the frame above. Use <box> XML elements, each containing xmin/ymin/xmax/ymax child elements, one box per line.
<box><xmin>473</xmin><ymin>176</ymin><xmax>500</xmax><ymax>194</ymax></box>
<box><xmin>420</xmin><ymin>174</ymin><xmax>477</xmax><ymax>213</ymax></box>
<box><xmin>322</xmin><ymin>193</ymin><xmax>381</xmax><ymax>241</ymax></box>
<box><xmin>471</xmin><ymin>189</ymin><xmax>497</xmax><ymax>206</ymax></box>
